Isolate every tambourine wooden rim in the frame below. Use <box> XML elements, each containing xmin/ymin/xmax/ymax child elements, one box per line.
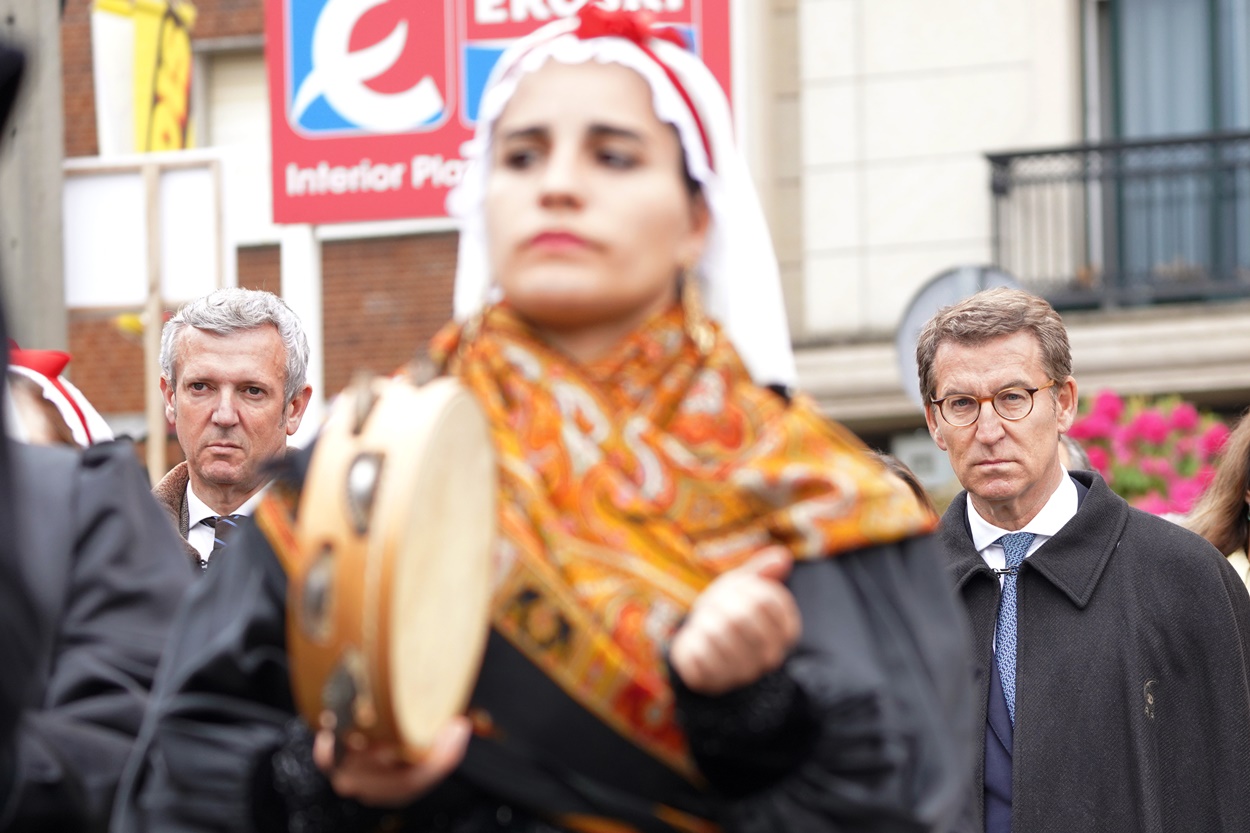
<box><xmin>286</xmin><ymin>375</ymin><xmax>496</xmax><ymax>754</ymax></box>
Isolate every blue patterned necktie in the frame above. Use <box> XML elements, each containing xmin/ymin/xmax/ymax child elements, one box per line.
<box><xmin>204</xmin><ymin>514</ymin><xmax>245</xmax><ymax>553</ymax></box>
<box><xmin>995</xmin><ymin>531</ymin><xmax>1035</xmax><ymax>724</ymax></box>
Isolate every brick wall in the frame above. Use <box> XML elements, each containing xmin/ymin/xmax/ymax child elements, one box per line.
<box><xmin>237</xmin><ymin>243</ymin><xmax>280</xmax><ymax>293</ymax></box>
<box><xmin>67</xmin><ymin>310</ymin><xmax>147</xmax><ymax>414</ymax></box>
<box><xmin>62</xmin><ymin>1</ymin><xmax>98</xmax><ymax>157</ymax></box>
<box><xmin>190</xmin><ymin>0</ymin><xmax>264</xmax><ymax>41</ymax></box>
<box><xmin>65</xmin><ymin>308</ymin><xmax>182</xmax><ymax>468</ymax></box>
<box><xmin>322</xmin><ymin>233</ymin><xmax>457</xmax><ymax>397</ymax></box>
<box><xmin>233</xmin><ymin>237</ymin><xmax>458</xmax><ymax>400</ymax></box>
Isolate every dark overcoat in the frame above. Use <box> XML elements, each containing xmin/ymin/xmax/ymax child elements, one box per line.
<box><xmin>0</xmin><ymin>441</ymin><xmax>191</xmax><ymax>831</ymax></box>
<box><xmin>0</xmin><ymin>41</ymin><xmax>40</xmax><ymax>802</ymax></box>
<box><xmin>939</xmin><ymin>470</ymin><xmax>1250</xmax><ymax>832</ymax></box>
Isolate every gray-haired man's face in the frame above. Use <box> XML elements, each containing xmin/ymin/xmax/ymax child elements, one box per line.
<box><xmin>161</xmin><ymin>324</ymin><xmax>309</xmax><ymax>512</ymax></box>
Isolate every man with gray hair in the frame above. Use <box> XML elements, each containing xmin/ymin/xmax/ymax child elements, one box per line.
<box><xmin>153</xmin><ymin>288</ymin><xmax>312</xmax><ymax>570</ymax></box>
<box><xmin>917</xmin><ymin>287</ymin><xmax>1250</xmax><ymax>833</ymax></box>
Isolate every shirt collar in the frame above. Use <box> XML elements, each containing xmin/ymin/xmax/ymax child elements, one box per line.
<box><xmin>967</xmin><ymin>471</ymin><xmax>1079</xmax><ymax>552</ymax></box>
<box><xmin>186</xmin><ymin>480</ymin><xmax>267</xmax><ymax>527</ymax></box>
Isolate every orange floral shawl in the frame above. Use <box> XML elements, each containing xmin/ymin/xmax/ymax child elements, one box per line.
<box><xmin>429</xmin><ymin>303</ymin><xmax>935</xmax><ymax>781</ymax></box>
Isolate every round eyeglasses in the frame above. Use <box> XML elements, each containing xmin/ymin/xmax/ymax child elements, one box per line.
<box><xmin>931</xmin><ymin>380</ymin><xmax>1057</xmax><ymax>427</ymax></box>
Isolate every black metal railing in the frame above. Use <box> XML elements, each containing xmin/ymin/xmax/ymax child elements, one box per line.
<box><xmin>987</xmin><ymin>131</ymin><xmax>1250</xmax><ymax>310</ymax></box>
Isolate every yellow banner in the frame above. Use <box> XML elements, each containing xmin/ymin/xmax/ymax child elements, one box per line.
<box><xmin>90</xmin><ymin>0</ymin><xmax>197</xmax><ymax>153</ymax></box>
<box><xmin>132</xmin><ymin>0</ymin><xmax>196</xmax><ymax>152</ymax></box>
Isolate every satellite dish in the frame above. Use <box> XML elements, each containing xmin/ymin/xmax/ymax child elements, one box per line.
<box><xmin>894</xmin><ymin>265</ymin><xmax>1022</xmax><ymax>411</ymax></box>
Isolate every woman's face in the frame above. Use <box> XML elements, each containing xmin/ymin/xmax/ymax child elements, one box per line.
<box><xmin>486</xmin><ymin>59</ymin><xmax>708</xmax><ymax>359</ymax></box>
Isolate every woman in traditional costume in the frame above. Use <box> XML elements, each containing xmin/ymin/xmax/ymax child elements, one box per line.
<box><xmin>115</xmin><ymin>8</ymin><xmax>973</xmax><ymax>832</ymax></box>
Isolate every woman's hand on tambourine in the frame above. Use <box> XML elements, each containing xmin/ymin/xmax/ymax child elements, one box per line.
<box><xmin>312</xmin><ymin>716</ymin><xmax>471</xmax><ymax>807</ymax></box>
<box><xmin>669</xmin><ymin>547</ymin><xmax>801</xmax><ymax>696</ymax></box>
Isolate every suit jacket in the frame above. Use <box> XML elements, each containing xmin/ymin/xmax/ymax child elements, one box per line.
<box><xmin>0</xmin><ymin>441</ymin><xmax>191</xmax><ymax>832</ymax></box>
<box><xmin>940</xmin><ymin>470</ymin><xmax>1250</xmax><ymax>832</ymax></box>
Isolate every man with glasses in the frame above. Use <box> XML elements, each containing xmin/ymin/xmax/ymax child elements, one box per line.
<box><xmin>916</xmin><ymin>287</ymin><xmax>1250</xmax><ymax>833</ymax></box>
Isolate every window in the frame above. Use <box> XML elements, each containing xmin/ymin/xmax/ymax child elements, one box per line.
<box><xmin>1077</xmin><ymin>0</ymin><xmax>1250</xmax><ymax>302</ymax></box>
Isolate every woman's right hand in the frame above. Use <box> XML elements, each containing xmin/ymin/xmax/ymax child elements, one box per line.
<box><xmin>669</xmin><ymin>547</ymin><xmax>801</xmax><ymax>696</ymax></box>
<box><xmin>312</xmin><ymin>716</ymin><xmax>471</xmax><ymax>808</ymax></box>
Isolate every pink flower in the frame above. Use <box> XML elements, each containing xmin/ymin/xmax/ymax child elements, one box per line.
<box><xmin>1129</xmin><ymin>409</ymin><xmax>1170</xmax><ymax>445</ymax></box>
<box><xmin>1073</xmin><ymin>393</ymin><xmax>1227</xmax><ymax>513</ymax></box>
<box><xmin>1169</xmin><ymin>402</ymin><xmax>1200</xmax><ymax>432</ymax></box>
<box><xmin>1092</xmin><ymin>389</ymin><xmax>1124</xmax><ymax>421</ymax></box>
<box><xmin>1070</xmin><ymin>412</ymin><xmax>1116</xmax><ymax>441</ymax></box>
<box><xmin>1086</xmin><ymin>445</ymin><xmax>1109</xmax><ymax>475</ymax></box>
<box><xmin>1201</xmin><ymin>422</ymin><xmax>1231</xmax><ymax>458</ymax></box>
<box><xmin>1133</xmin><ymin>492</ymin><xmax>1171</xmax><ymax>515</ymax></box>
<box><xmin>1168</xmin><ymin>477</ymin><xmax>1208</xmax><ymax>514</ymax></box>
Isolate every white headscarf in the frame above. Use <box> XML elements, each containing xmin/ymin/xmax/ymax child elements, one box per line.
<box><xmin>447</xmin><ymin>8</ymin><xmax>796</xmax><ymax>387</ymax></box>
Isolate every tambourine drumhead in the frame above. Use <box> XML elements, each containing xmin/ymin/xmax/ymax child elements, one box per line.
<box><xmin>289</xmin><ymin>376</ymin><xmax>496</xmax><ymax>754</ymax></box>
<box><xmin>382</xmin><ymin>380</ymin><xmax>495</xmax><ymax>748</ymax></box>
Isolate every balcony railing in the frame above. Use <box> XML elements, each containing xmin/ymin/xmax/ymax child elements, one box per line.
<box><xmin>987</xmin><ymin>132</ymin><xmax>1250</xmax><ymax>310</ymax></box>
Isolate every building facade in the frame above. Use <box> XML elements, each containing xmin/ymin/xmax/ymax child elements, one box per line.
<box><xmin>52</xmin><ymin>0</ymin><xmax>1250</xmax><ymax>482</ymax></box>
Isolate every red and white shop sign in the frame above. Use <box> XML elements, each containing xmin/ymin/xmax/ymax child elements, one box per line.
<box><xmin>265</xmin><ymin>0</ymin><xmax>732</xmax><ymax>224</ymax></box>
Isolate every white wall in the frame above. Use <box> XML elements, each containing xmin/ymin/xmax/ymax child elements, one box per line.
<box><xmin>202</xmin><ymin>50</ymin><xmax>279</xmax><ymax>247</ymax></box>
<box><xmin>793</xmin><ymin>0</ymin><xmax>1083</xmax><ymax>340</ymax></box>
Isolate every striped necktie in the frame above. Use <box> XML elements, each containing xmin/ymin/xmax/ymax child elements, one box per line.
<box><xmin>995</xmin><ymin>531</ymin><xmax>1035</xmax><ymax>725</ymax></box>
<box><xmin>201</xmin><ymin>514</ymin><xmax>246</xmax><ymax>569</ymax></box>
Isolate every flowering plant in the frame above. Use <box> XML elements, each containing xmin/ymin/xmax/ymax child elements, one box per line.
<box><xmin>1067</xmin><ymin>390</ymin><xmax>1230</xmax><ymax>516</ymax></box>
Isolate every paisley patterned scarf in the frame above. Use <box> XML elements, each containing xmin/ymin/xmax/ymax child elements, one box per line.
<box><xmin>430</xmin><ymin>303</ymin><xmax>936</xmax><ymax>779</ymax></box>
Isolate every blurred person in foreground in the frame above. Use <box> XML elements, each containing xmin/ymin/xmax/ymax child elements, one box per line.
<box><xmin>0</xmin><ymin>43</ymin><xmax>191</xmax><ymax>833</ymax></box>
<box><xmin>7</xmin><ymin>345</ymin><xmax>114</xmax><ymax>448</ymax></box>
<box><xmin>0</xmin><ymin>39</ymin><xmax>43</xmax><ymax>815</ymax></box>
<box><xmin>153</xmin><ymin>288</ymin><xmax>312</xmax><ymax>571</ymax></box>
<box><xmin>918</xmin><ymin>287</ymin><xmax>1250</xmax><ymax>833</ymax></box>
<box><xmin>1185</xmin><ymin>408</ymin><xmax>1250</xmax><ymax>591</ymax></box>
<box><xmin>116</xmin><ymin>8</ymin><xmax>974</xmax><ymax>833</ymax></box>
<box><xmin>1</xmin><ymin>392</ymin><xmax>192</xmax><ymax>832</ymax></box>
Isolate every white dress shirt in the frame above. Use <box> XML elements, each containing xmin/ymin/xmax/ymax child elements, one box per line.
<box><xmin>186</xmin><ymin>484</ymin><xmax>266</xmax><ymax>562</ymax></box>
<box><xmin>967</xmin><ymin>472</ymin><xmax>1080</xmax><ymax>587</ymax></box>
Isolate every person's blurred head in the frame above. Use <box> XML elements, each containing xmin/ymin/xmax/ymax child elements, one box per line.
<box><xmin>7</xmin><ymin>372</ymin><xmax>74</xmax><ymax>445</ymax></box>
<box><xmin>448</xmin><ymin>5</ymin><xmax>794</xmax><ymax>385</ymax></box>
<box><xmin>1058</xmin><ymin>433</ymin><xmax>1091</xmax><ymax>471</ymax></box>
<box><xmin>159</xmin><ymin>288</ymin><xmax>312</xmax><ymax>512</ymax></box>
<box><xmin>6</xmin><ymin>347</ymin><xmax>113</xmax><ymax>447</ymax></box>
<box><xmin>872</xmin><ymin>451</ymin><xmax>937</xmax><ymax>516</ymax></box>
<box><xmin>917</xmin><ymin>288</ymin><xmax>1078</xmax><ymax>527</ymax></box>
<box><xmin>1186</xmin><ymin>409</ymin><xmax>1250</xmax><ymax>556</ymax></box>
<box><xmin>485</xmin><ymin>59</ymin><xmax>709</xmax><ymax>362</ymax></box>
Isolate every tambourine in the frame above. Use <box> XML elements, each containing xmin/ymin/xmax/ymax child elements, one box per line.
<box><xmin>285</xmin><ymin>374</ymin><xmax>496</xmax><ymax>754</ymax></box>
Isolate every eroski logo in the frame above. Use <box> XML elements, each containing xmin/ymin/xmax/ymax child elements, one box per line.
<box><xmin>288</xmin><ymin>0</ymin><xmax>446</xmax><ymax>135</ymax></box>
